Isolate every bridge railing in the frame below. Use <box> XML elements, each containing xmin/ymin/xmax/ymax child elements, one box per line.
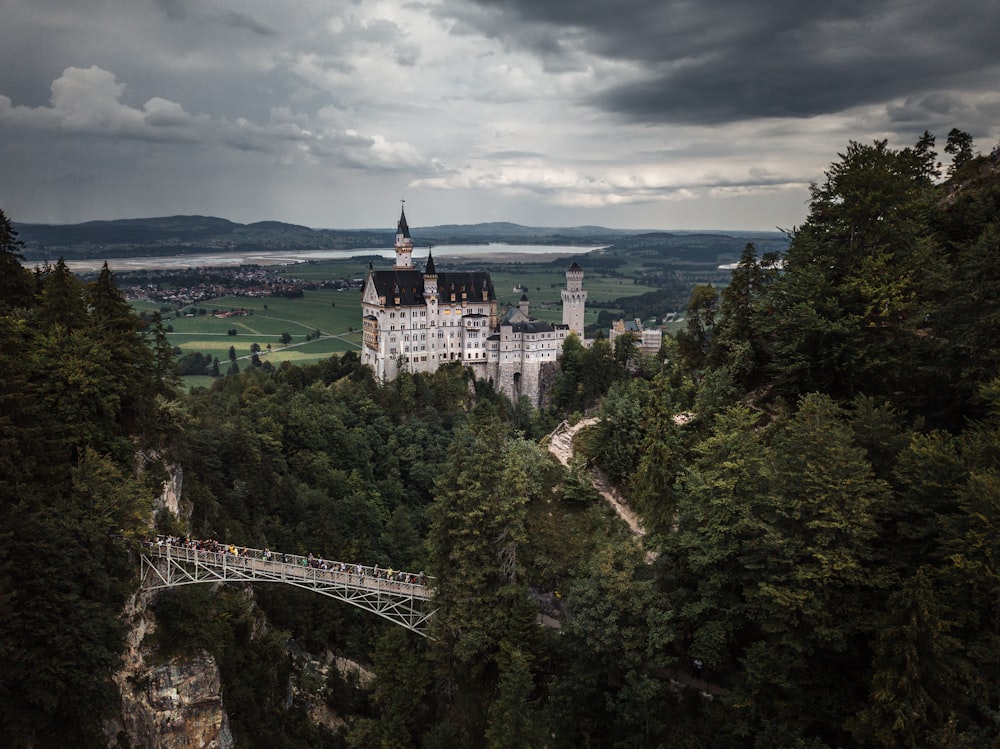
<box><xmin>142</xmin><ymin>537</ymin><xmax>433</xmax><ymax>598</ymax></box>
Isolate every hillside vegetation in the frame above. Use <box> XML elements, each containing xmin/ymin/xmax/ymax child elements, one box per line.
<box><xmin>0</xmin><ymin>130</ymin><xmax>998</xmax><ymax>748</ymax></box>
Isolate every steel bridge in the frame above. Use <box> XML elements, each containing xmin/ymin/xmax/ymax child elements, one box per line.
<box><xmin>139</xmin><ymin>540</ymin><xmax>436</xmax><ymax>636</ymax></box>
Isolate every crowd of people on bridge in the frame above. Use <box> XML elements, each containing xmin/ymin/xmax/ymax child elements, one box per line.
<box><xmin>149</xmin><ymin>535</ymin><xmax>427</xmax><ymax>588</ymax></box>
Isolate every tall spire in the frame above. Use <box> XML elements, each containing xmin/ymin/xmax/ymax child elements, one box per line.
<box><xmin>425</xmin><ymin>246</ymin><xmax>436</xmax><ymax>276</ymax></box>
<box><xmin>397</xmin><ymin>201</ymin><xmax>410</xmax><ymax>239</ymax></box>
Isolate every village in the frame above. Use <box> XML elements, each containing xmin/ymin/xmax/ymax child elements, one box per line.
<box><xmin>112</xmin><ymin>264</ymin><xmax>364</xmax><ymax>308</ymax></box>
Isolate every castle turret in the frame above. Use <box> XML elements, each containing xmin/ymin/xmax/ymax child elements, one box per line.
<box><xmin>394</xmin><ymin>204</ymin><xmax>414</xmax><ymax>269</ymax></box>
<box><xmin>423</xmin><ymin>248</ymin><xmax>438</xmax><ymax>302</ymax></box>
<box><xmin>561</xmin><ymin>261</ymin><xmax>587</xmax><ymax>336</ymax></box>
<box><xmin>519</xmin><ymin>294</ymin><xmax>529</xmax><ymax>317</ymax></box>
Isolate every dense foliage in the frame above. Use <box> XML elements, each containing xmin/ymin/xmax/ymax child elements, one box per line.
<box><xmin>0</xmin><ymin>213</ymin><xmax>178</xmax><ymax>746</ymax></box>
<box><xmin>578</xmin><ymin>134</ymin><xmax>1000</xmax><ymax>747</ymax></box>
<box><xmin>1</xmin><ymin>129</ymin><xmax>998</xmax><ymax>748</ymax></box>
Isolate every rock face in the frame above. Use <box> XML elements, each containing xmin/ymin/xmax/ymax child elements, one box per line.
<box><xmin>160</xmin><ymin>464</ymin><xmax>183</xmax><ymax>518</ymax></box>
<box><xmin>107</xmin><ymin>592</ymin><xmax>233</xmax><ymax>749</ymax></box>
<box><xmin>114</xmin><ymin>651</ymin><xmax>233</xmax><ymax>749</ymax></box>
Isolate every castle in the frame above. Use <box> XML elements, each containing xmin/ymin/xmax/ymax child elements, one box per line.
<box><xmin>361</xmin><ymin>207</ymin><xmax>587</xmax><ymax>405</ymax></box>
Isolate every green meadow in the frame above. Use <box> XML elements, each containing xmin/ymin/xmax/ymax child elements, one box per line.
<box><xmin>152</xmin><ymin>289</ymin><xmax>363</xmax><ymax>376</ymax></box>
<box><xmin>137</xmin><ymin>254</ymin><xmax>663</xmax><ymax>386</ymax></box>
<box><xmin>461</xmin><ymin>259</ymin><xmax>658</xmax><ymax>326</ymax></box>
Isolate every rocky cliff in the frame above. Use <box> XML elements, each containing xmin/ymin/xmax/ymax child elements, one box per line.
<box><xmin>105</xmin><ymin>591</ymin><xmax>233</xmax><ymax>749</ymax></box>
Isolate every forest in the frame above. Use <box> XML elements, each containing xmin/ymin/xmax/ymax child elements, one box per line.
<box><xmin>0</xmin><ymin>129</ymin><xmax>997</xmax><ymax>748</ymax></box>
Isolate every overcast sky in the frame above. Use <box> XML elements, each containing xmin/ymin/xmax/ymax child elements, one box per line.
<box><xmin>2</xmin><ymin>0</ymin><xmax>998</xmax><ymax>231</ymax></box>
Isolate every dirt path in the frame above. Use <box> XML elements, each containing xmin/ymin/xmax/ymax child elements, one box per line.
<box><xmin>546</xmin><ymin>419</ymin><xmax>654</xmax><ymax>553</ymax></box>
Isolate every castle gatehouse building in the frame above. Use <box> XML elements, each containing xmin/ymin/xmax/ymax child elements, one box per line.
<box><xmin>361</xmin><ymin>207</ymin><xmax>587</xmax><ymax>405</ymax></box>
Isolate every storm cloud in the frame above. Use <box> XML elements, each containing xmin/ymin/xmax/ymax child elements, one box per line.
<box><xmin>1</xmin><ymin>0</ymin><xmax>996</xmax><ymax>230</ymax></box>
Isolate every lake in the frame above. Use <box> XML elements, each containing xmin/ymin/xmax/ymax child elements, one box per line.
<box><xmin>61</xmin><ymin>243</ymin><xmax>605</xmax><ymax>273</ymax></box>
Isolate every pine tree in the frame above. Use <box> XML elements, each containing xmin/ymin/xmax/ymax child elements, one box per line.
<box><xmin>0</xmin><ymin>209</ymin><xmax>35</xmax><ymax>309</ymax></box>
<box><xmin>425</xmin><ymin>414</ymin><xmax>549</xmax><ymax>741</ymax></box>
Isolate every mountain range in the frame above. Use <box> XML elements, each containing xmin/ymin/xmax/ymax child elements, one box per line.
<box><xmin>12</xmin><ymin>214</ymin><xmax>783</xmax><ymax>262</ymax></box>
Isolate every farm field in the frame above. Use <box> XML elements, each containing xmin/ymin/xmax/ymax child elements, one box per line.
<box><xmin>141</xmin><ymin>290</ymin><xmax>363</xmax><ymax>383</ymax></box>
<box><xmin>449</xmin><ymin>258</ymin><xmax>659</xmax><ymax>327</ymax></box>
<box><xmin>135</xmin><ymin>253</ymin><xmax>668</xmax><ymax>387</ymax></box>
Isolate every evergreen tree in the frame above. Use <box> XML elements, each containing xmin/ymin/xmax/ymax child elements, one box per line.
<box><xmin>551</xmin><ymin>333</ymin><xmax>587</xmax><ymax>413</ymax></box>
<box><xmin>711</xmin><ymin>242</ymin><xmax>780</xmax><ymax>387</ymax></box>
<box><xmin>0</xmin><ymin>257</ymin><xmax>162</xmax><ymax>744</ymax></box>
<box><xmin>676</xmin><ymin>283</ymin><xmax>718</xmax><ymax>372</ymax></box>
<box><xmin>485</xmin><ymin>643</ymin><xmax>545</xmax><ymax>749</ymax></box>
<box><xmin>425</xmin><ymin>414</ymin><xmax>550</xmax><ymax>744</ymax></box>
<box><xmin>549</xmin><ymin>542</ymin><xmax>674</xmax><ymax>748</ymax></box>
<box><xmin>0</xmin><ymin>209</ymin><xmax>35</xmax><ymax>309</ymax></box>
<box><xmin>759</xmin><ymin>138</ymin><xmax>942</xmax><ymax>408</ymax></box>
<box><xmin>744</xmin><ymin>394</ymin><xmax>889</xmax><ymax>744</ymax></box>
<box><xmin>944</xmin><ymin>128</ymin><xmax>974</xmax><ymax>175</ymax></box>
<box><xmin>35</xmin><ymin>259</ymin><xmax>86</xmax><ymax>332</ymax></box>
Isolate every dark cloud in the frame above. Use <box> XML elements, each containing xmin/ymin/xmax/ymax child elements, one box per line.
<box><xmin>217</xmin><ymin>11</ymin><xmax>277</xmax><ymax>37</ymax></box>
<box><xmin>453</xmin><ymin>0</ymin><xmax>1000</xmax><ymax>125</ymax></box>
<box><xmin>3</xmin><ymin>0</ymin><xmax>997</xmax><ymax>229</ymax></box>
<box><xmin>152</xmin><ymin>0</ymin><xmax>187</xmax><ymax>21</ymax></box>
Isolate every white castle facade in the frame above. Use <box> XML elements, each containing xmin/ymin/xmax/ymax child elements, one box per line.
<box><xmin>361</xmin><ymin>207</ymin><xmax>587</xmax><ymax>405</ymax></box>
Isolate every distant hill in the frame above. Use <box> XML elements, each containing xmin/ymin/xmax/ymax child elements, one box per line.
<box><xmin>11</xmin><ymin>214</ymin><xmax>785</xmax><ymax>263</ymax></box>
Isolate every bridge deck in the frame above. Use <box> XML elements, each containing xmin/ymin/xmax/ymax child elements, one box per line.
<box><xmin>140</xmin><ymin>539</ymin><xmax>435</xmax><ymax>634</ymax></box>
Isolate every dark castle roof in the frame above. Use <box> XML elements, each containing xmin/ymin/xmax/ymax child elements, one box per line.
<box><xmin>397</xmin><ymin>206</ymin><xmax>410</xmax><ymax>238</ymax></box>
<box><xmin>509</xmin><ymin>320</ymin><xmax>562</xmax><ymax>334</ymax></box>
<box><xmin>369</xmin><ymin>268</ymin><xmax>494</xmax><ymax>308</ymax></box>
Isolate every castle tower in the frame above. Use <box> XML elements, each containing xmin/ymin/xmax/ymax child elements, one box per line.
<box><xmin>561</xmin><ymin>261</ymin><xmax>587</xmax><ymax>336</ymax></box>
<box><xmin>423</xmin><ymin>248</ymin><xmax>437</xmax><ymax>296</ymax></box>
<box><xmin>394</xmin><ymin>204</ymin><xmax>414</xmax><ymax>269</ymax></box>
<box><xmin>423</xmin><ymin>248</ymin><xmax>438</xmax><ymax>314</ymax></box>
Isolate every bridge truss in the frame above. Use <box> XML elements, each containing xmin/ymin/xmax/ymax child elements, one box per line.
<box><xmin>139</xmin><ymin>541</ymin><xmax>436</xmax><ymax>636</ymax></box>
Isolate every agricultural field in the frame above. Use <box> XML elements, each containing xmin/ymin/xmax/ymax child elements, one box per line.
<box><xmin>145</xmin><ymin>289</ymin><xmax>363</xmax><ymax>381</ymax></box>
<box><xmin>480</xmin><ymin>261</ymin><xmax>658</xmax><ymax>326</ymax></box>
<box><xmin>132</xmin><ymin>252</ymin><xmax>673</xmax><ymax>388</ymax></box>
